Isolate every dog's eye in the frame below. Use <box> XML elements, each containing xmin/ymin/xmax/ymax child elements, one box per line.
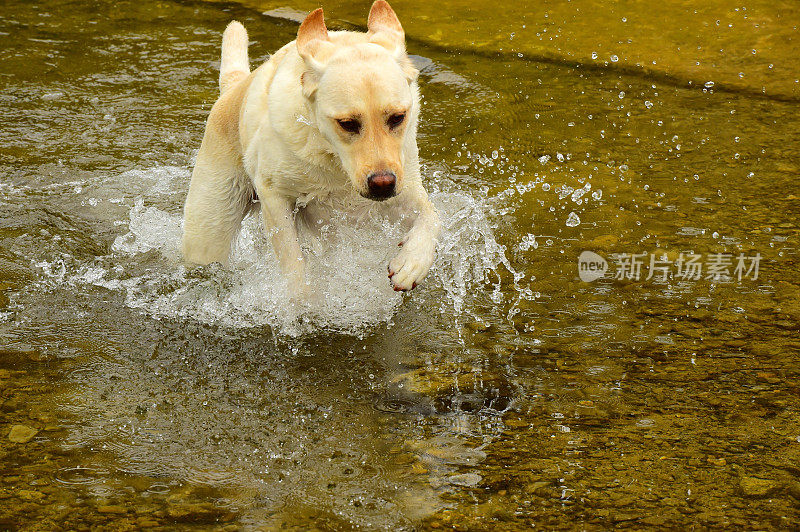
<box><xmin>336</xmin><ymin>119</ymin><xmax>361</xmax><ymax>134</ymax></box>
<box><xmin>387</xmin><ymin>113</ymin><xmax>406</xmax><ymax>129</ymax></box>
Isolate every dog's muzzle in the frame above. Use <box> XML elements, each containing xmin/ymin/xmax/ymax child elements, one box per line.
<box><xmin>366</xmin><ymin>171</ymin><xmax>397</xmax><ymax>201</ymax></box>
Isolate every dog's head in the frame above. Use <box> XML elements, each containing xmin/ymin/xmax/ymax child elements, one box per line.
<box><xmin>296</xmin><ymin>1</ymin><xmax>419</xmax><ymax>201</ymax></box>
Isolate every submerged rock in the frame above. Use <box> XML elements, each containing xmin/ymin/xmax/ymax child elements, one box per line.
<box><xmin>526</xmin><ymin>481</ymin><xmax>554</xmax><ymax>498</ymax></box>
<box><xmin>17</xmin><ymin>490</ymin><xmax>46</xmax><ymax>501</ymax></box>
<box><xmin>167</xmin><ymin>502</ymin><xmax>232</xmax><ymax>524</ymax></box>
<box><xmin>406</xmin><ymin>436</ymin><xmax>487</xmax><ymax>466</ymax></box>
<box><xmin>1</xmin><ymin>395</ymin><xmax>23</xmax><ymax>413</ymax></box>
<box><xmin>739</xmin><ymin>476</ymin><xmax>781</xmax><ymax>498</ymax></box>
<box><xmin>7</xmin><ymin>425</ymin><xmax>38</xmax><ymax>444</ymax></box>
<box><xmin>97</xmin><ymin>505</ymin><xmax>127</xmax><ymax>514</ymax></box>
<box><xmin>448</xmin><ymin>473</ymin><xmax>482</xmax><ymax>488</ymax></box>
<box><xmin>392</xmin><ymin>361</ymin><xmax>499</xmax><ymax>397</ymax></box>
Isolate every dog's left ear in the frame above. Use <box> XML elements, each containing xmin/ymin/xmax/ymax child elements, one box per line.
<box><xmin>367</xmin><ymin>0</ymin><xmax>418</xmax><ymax>81</ymax></box>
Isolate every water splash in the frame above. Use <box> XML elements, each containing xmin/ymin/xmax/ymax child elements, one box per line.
<box><xmin>38</xmin><ymin>164</ymin><xmax>523</xmax><ymax>337</ymax></box>
<box><xmin>111</xmin><ymin>198</ymin><xmax>182</xmax><ymax>259</ymax></box>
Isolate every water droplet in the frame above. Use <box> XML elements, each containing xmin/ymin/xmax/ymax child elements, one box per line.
<box><xmin>518</xmin><ymin>234</ymin><xmax>538</xmax><ymax>251</ymax></box>
<box><xmin>557</xmin><ymin>185</ymin><xmax>574</xmax><ymax>199</ymax></box>
<box><xmin>704</xmin><ymin>81</ymin><xmax>715</xmax><ymax>88</ymax></box>
<box><xmin>610</xmin><ymin>54</ymin><xmax>619</xmax><ymax>62</ymax></box>
<box><xmin>565</xmin><ymin>212</ymin><xmax>580</xmax><ymax>227</ymax></box>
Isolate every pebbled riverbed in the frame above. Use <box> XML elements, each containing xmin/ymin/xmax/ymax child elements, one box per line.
<box><xmin>1</xmin><ymin>0</ymin><xmax>799</xmax><ymax>529</ymax></box>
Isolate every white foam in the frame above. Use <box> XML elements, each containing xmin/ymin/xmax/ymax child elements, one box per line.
<box><xmin>42</xmin><ymin>165</ymin><xmax>522</xmax><ymax>337</ymax></box>
<box><xmin>111</xmin><ymin>198</ymin><xmax>183</xmax><ymax>259</ymax></box>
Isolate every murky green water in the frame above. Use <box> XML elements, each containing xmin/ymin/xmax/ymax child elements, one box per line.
<box><xmin>1</xmin><ymin>0</ymin><xmax>799</xmax><ymax>529</ymax></box>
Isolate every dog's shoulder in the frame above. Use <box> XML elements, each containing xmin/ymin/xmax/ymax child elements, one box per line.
<box><xmin>209</xmin><ymin>42</ymin><xmax>299</xmax><ymax>154</ymax></box>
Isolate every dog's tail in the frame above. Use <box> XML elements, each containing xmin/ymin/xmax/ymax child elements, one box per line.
<box><xmin>219</xmin><ymin>21</ymin><xmax>249</xmax><ymax>95</ymax></box>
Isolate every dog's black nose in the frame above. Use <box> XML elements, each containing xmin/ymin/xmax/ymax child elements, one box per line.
<box><xmin>367</xmin><ymin>172</ymin><xmax>396</xmax><ymax>200</ymax></box>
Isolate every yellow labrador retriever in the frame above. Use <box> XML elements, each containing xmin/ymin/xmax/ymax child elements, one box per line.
<box><xmin>181</xmin><ymin>1</ymin><xmax>440</xmax><ymax>297</ymax></box>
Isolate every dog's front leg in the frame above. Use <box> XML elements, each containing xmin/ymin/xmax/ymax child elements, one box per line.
<box><xmin>259</xmin><ymin>193</ymin><xmax>308</xmax><ymax>298</ymax></box>
<box><xmin>389</xmin><ymin>182</ymin><xmax>441</xmax><ymax>291</ymax></box>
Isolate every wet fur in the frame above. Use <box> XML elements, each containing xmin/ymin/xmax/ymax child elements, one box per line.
<box><xmin>182</xmin><ymin>1</ymin><xmax>440</xmax><ymax>295</ymax></box>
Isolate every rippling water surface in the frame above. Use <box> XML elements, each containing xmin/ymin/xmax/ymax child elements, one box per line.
<box><xmin>1</xmin><ymin>0</ymin><xmax>799</xmax><ymax>529</ymax></box>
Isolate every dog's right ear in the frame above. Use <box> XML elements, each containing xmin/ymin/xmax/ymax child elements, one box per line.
<box><xmin>297</xmin><ymin>8</ymin><xmax>334</xmax><ymax>99</ymax></box>
<box><xmin>367</xmin><ymin>1</ymin><xmax>404</xmax><ymax>46</ymax></box>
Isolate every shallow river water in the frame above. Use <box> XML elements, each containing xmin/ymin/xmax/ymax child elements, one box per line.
<box><xmin>1</xmin><ymin>0</ymin><xmax>799</xmax><ymax>530</ymax></box>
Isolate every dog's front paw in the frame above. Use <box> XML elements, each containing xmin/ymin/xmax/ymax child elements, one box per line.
<box><xmin>388</xmin><ymin>230</ymin><xmax>436</xmax><ymax>292</ymax></box>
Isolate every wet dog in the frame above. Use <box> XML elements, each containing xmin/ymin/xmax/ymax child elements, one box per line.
<box><xmin>181</xmin><ymin>1</ymin><xmax>440</xmax><ymax>297</ymax></box>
